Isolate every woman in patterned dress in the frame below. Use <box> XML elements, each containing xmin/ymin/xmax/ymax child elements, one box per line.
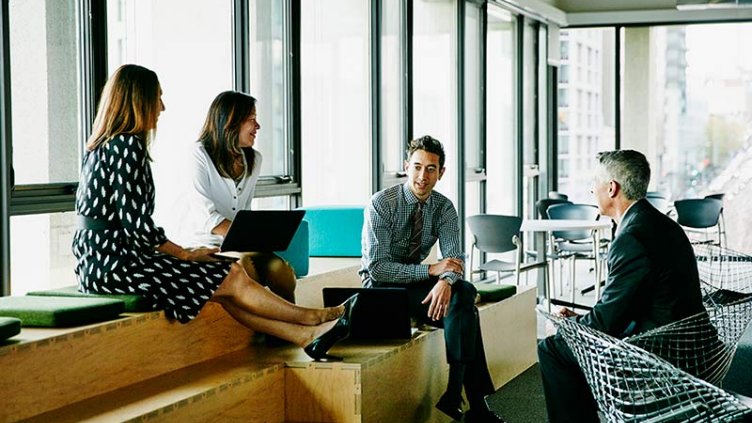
<box><xmin>72</xmin><ymin>64</ymin><xmax>355</xmax><ymax>360</ymax></box>
<box><xmin>181</xmin><ymin>91</ymin><xmax>296</xmax><ymax>304</ymax></box>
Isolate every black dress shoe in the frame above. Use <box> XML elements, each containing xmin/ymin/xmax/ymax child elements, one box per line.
<box><xmin>464</xmin><ymin>407</ymin><xmax>505</xmax><ymax>423</ymax></box>
<box><xmin>304</xmin><ymin>294</ymin><xmax>358</xmax><ymax>361</ymax></box>
<box><xmin>436</xmin><ymin>393</ymin><xmax>464</xmax><ymax>421</ymax></box>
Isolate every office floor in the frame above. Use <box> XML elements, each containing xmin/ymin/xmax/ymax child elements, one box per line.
<box><xmin>484</xmin><ymin>260</ymin><xmax>604</xmax><ymax>423</ymax></box>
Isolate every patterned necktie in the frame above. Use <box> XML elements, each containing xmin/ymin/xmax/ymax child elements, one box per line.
<box><xmin>408</xmin><ymin>202</ymin><xmax>424</xmax><ymax>262</ymax></box>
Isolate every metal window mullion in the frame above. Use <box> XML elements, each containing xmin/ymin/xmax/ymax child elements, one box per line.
<box><xmin>0</xmin><ymin>0</ymin><xmax>10</xmax><ymax>296</ymax></box>
<box><xmin>480</xmin><ymin>0</ymin><xmax>487</xmax><ymax>215</ymax></box>
<box><xmin>515</xmin><ymin>14</ymin><xmax>524</xmax><ymax>216</ymax></box>
<box><xmin>290</xmin><ymin>0</ymin><xmax>302</xmax><ymax>208</ymax></box>
<box><xmin>615</xmin><ymin>25</ymin><xmax>621</xmax><ymax>150</ymax></box>
<box><xmin>232</xmin><ymin>0</ymin><xmax>250</xmax><ymax>94</ymax></box>
<box><xmin>371</xmin><ymin>0</ymin><xmax>381</xmax><ymax>194</ymax></box>
<box><xmin>404</xmin><ymin>0</ymin><xmax>413</xmax><ymax>143</ymax></box>
<box><xmin>457</xmin><ymin>0</ymin><xmax>465</xmax><ymax>251</ymax></box>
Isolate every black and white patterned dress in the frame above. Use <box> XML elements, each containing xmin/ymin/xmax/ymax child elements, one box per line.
<box><xmin>72</xmin><ymin>134</ymin><xmax>232</xmax><ymax>323</ymax></box>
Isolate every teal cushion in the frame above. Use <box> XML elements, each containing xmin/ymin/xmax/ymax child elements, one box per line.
<box><xmin>27</xmin><ymin>285</ymin><xmax>149</xmax><ymax>312</ymax></box>
<box><xmin>299</xmin><ymin>206</ymin><xmax>364</xmax><ymax>257</ymax></box>
<box><xmin>473</xmin><ymin>283</ymin><xmax>516</xmax><ymax>303</ymax></box>
<box><xmin>0</xmin><ymin>296</ymin><xmax>125</xmax><ymax>327</ymax></box>
<box><xmin>0</xmin><ymin>317</ymin><xmax>21</xmax><ymax>341</ymax></box>
<box><xmin>276</xmin><ymin>220</ymin><xmax>310</xmax><ymax>277</ymax></box>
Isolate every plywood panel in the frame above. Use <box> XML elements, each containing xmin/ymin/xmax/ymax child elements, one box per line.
<box><xmin>360</xmin><ymin>328</ymin><xmax>451</xmax><ymax>423</ymax></box>
<box><xmin>23</xmin><ymin>351</ymin><xmax>285</xmax><ymax>423</ymax></box>
<box><xmin>0</xmin><ymin>303</ymin><xmax>252</xmax><ymax>422</ymax></box>
<box><xmin>479</xmin><ymin>285</ymin><xmax>538</xmax><ymax>388</ymax></box>
<box><xmin>285</xmin><ymin>364</ymin><xmax>360</xmax><ymax>423</ymax></box>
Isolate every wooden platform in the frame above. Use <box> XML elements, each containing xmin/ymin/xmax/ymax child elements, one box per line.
<box><xmin>0</xmin><ymin>264</ymin><xmax>537</xmax><ymax>423</ymax></box>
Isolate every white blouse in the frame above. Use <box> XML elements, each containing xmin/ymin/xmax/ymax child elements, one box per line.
<box><xmin>181</xmin><ymin>143</ymin><xmax>262</xmax><ymax>247</ymax></box>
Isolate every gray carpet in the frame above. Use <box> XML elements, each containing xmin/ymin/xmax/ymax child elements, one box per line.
<box><xmin>486</xmin><ymin>364</ymin><xmax>547</xmax><ymax>423</ymax></box>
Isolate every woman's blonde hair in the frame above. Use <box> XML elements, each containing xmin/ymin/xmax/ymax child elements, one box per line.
<box><xmin>87</xmin><ymin>64</ymin><xmax>161</xmax><ymax>153</ymax></box>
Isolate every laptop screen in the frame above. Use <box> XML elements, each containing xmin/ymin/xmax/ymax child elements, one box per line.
<box><xmin>322</xmin><ymin>287</ymin><xmax>413</xmax><ymax>339</ymax></box>
<box><xmin>220</xmin><ymin>210</ymin><xmax>305</xmax><ymax>253</ymax></box>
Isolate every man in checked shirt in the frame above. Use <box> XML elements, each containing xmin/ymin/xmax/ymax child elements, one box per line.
<box><xmin>359</xmin><ymin>135</ymin><xmax>505</xmax><ymax>423</ymax></box>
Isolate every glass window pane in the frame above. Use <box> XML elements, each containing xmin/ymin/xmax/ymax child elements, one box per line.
<box><xmin>300</xmin><ymin>0</ymin><xmax>371</xmax><ymax>206</ymax></box>
<box><xmin>557</xmin><ymin>27</ymin><xmax>616</xmax><ymax>204</ymax></box>
<box><xmin>107</xmin><ymin>0</ymin><xmax>234</xmax><ymax>234</ymax></box>
<box><xmin>413</xmin><ymin>0</ymin><xmax>458</xmax><ymax>204</ymax></box>
<box><xmin>250</xmin><ymin>0</ymin><xmax>289</xmax><ymax>177</ymax></box>
<box><xmin>252</xmin><ymin>196</ymin><xmax>291</xmax><ymax>210</ymax></box>
<box><xmin>485</xmin><ymin>6</ymin><xmax>517</xmax><ymax>216</ymax></box>
<box><xmin>381</xmin><ymin>0</ymin><xmax>404</xmax><ymax>179</ymax></box>
<box><xmin>621</xmin><ymin>23</ymin><xmax>752</xmax><ymax>251</ymax></box>
<box><xmin>9</xmin><ymin>0</ymin><xmax>83</xmax><ymax>185</ymax></box>
<box><xmin>464</xmin><ymin>2</ymin><xmax>482</xmax><ymax>170</ymax></box>
<box><xmin>10</xmin><ymin>212</ymin><xmax>78</xmax><ymax>295</ymax></box>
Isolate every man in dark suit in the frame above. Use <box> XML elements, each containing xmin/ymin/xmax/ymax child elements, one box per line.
<box><xmin>538</xmin><ymin>150</ymin><xmax>705</xmax><ymax>423</ymax></box>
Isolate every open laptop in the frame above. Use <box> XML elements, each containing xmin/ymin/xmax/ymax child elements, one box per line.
<box><xmin>218</xmin><ymin>210</ymin><xmax>305</xmax><ymax>254</ymax></box>
<box><xmin>322</xmin><ymin>287</ymin><xmax>413</xmax><ymax>339</ymax></box>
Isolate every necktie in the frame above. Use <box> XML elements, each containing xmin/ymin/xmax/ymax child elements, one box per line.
<box><xmin>408</xmin><ymin>202</ymin><xmax>424</xmax><ymax>262</ymax></box>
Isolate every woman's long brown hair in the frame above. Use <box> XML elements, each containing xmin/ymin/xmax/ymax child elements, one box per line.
<box><xmin>86</xmin><ymin>64</ymin><xmax>161</xmax><ymax>155</ymax></box>
<box><xmin>197</xmin><ymin>91</ymin><xmax>257</xmax><ymax>179</ymax></box>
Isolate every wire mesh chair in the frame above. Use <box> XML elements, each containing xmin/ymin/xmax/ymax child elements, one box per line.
<box><xmin>544</xmin><ymin>312</ymin><xmax>752</xmax><ymax>423</ymax></box>
<box><xmin>693</xmin><ymin>243</ymin><xmax>752</xmax><ymax>302</ymax></box>
<box><xmin>625</xmin><ymin>298</ymin><xmax>752</xmax><ymax>387</ymax></box>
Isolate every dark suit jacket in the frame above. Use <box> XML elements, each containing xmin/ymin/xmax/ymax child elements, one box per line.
<box><xmin>578</xmin><ymin>198</ymin><xmax>704</xmax><ymax>338</ymax></box>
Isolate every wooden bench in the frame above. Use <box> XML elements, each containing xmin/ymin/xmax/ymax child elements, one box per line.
<box><xmin>0</xmin><ymin>263</ymin><xmax>537</xmax><ymax>422</ymax></box>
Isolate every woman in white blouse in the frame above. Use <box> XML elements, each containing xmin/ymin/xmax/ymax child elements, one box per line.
<box><xmin>186</xmin><ymin>91</ymin><xmax>297</xmax><ymax>303</ymax></box>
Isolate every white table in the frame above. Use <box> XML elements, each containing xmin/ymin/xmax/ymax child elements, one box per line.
<box><xmin>520</xmin><ymin>219</ymin><xmax>612</xmax><ymax>311</ymax></box>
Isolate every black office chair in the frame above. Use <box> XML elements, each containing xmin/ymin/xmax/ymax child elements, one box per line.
<box><xmin>674</xmin><ymin>198</ymin><xmax>724</xmax><ymax>247</ymax></box>
<box><xmin>705</xmin><ymin>193</ymin><xmax>727</xmax><ymax>247</ymax></box>
<box><xmin>547</xmin><ymin>191</ymin><xmax>569</xmax><ymax>200</ymax></box>
<box><xmin>535</xmin><ymin>198</ymin><xmax>571</xmax><ymax>220</ymax></box>
<box><xmin>466</xmin><ymin>214</ymin><xmax>523</xmax><ymax>285</ymax></box>
<box><xmin>646</xmin><ymin>191</ymin><xmax>668</xmax><ymax>199</ymax></box>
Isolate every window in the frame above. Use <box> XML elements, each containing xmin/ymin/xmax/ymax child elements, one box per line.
<box><xmin>8</xmin><ymin>0</ymin><xmax>84</xmax><ymax>294</ymax></box>
<box><xmin>380</xmin><ymin>0</ymin><xmax>406</xmax><ymax>187</ymax></box>
<box><xmin>464</xmin><ymin>0</ymin><xmax>484</xmax><ymax>252</ymax></box>
<box><xmin>107</xmin><ymin>0</ymin><xmax>234</xmax><ymax>236</ymax></box>
<box><xmin>300</xmin><ymin>0</ymin><xmax>371</xmax><ymax>206</ymax></box>
<box><xmin>250</xmin><ymin>0</ymin><xmax>291</xmax><ymax>179</ymax></box>
<box><xmin>622</xmin><ymin>23</ymin><xmax>752</xmax><ymax>251</ymax></box>
<box><xmin>485</xmin><ymin>6</ymin><xmax>517</xmax><ymax>216</ymax></box>
<box><xmin>557</xmin><ymin>28</ymin><xmax>615</xmax><ymax>204</ymax></box>
<box><xmin>413</xmin><ymin>0</ymin><xmax>458</xmax><ymax>204</ymax></box>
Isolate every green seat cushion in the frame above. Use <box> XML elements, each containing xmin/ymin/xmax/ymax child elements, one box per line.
<box><xmin>0</xmin><ymin>317</ymin><xmax>21</xmax><ymax>341</ymax></box>
<box><xmin>473</xmin><ymin>283</ymin><xmax>516</xmax><ymax>303</ymax></box>
<box><xmin>26</xmin><ymin>285</ymin><xmax>150</xmax><ymax>312</ymax></box>
<box><xmin>0</xmin><ymin>296</ymin><xmax>125</xmax><ymax>327</ymax></box>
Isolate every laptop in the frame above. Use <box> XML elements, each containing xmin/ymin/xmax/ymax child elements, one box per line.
<box><xmin>322</xmin><ymin>287</ymin><xmax>413</xmax><ymax>339</ymax></box>
<box><xmin>218</xmin><ymin>210</ymin><xmax>305</xmax><ymax>253</ymax></box>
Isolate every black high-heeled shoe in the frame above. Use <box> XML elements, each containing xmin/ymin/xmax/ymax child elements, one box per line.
<box><xmin>304</xmin><ymin>293</ymin><xmax>358</xmax><ymax>361</ymax></box>
<box><xmin>435</xmin><ymin>392</ymin><xmax>464</xmax><ymax>421</ymax></box>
